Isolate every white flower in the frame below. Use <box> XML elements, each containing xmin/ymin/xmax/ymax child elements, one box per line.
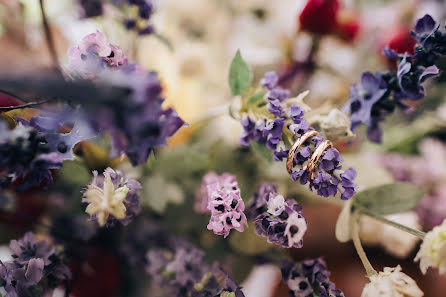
<box><xmin>84</xmin><ymin>170</ymin><xmax>129</xmax><ymax>226</ymax></box>
<box><xmin>415</xmin><ymin>219</ymin><xmax>446</xmax><ymax>274</ymax></box>
<box><xmin>361</xmin><ymin>266</ymin><xmax>423</xmax><ymax>297</ymax></box>
<box><xmin>284</xmin><ymin>213</ymin><xmax>307</xmax><ymax>248</ymax></box>
<box><xmin>267</xmin><ymin>194</ymin><xmax>286</xmax><ymax>216</ymax></box>
<box><xmin>360</xmin><ymin>212</ymin><xmax>421</xmax><ymax>258</ymax></box>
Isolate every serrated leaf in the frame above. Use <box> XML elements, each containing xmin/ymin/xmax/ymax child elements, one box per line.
<box><xmin>248</xmin><ymin>92</ymin><xmax>266</xmax><ymax>104</ymax></box>
<box><xmin>353</xmin><ymin>182</ymin><xmax>424</xmax><ymax>215</ymax></box>
<box><xmin>229</xmin><ymin>50</ymin><xmax>252</xmax><ymax>96</ymax></box>
<box><xmin>250</xmin><ymin>142</ymin><xmax>272</xmax><ymax>163</ymax></box>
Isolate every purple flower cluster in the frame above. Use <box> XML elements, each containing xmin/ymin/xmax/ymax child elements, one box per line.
<box><xmin>68</xmin><ymin>31</ymin><xmax>185</xmax><ymax>165</ymax></box>
<box><xmin>344</xmin><ymin>14</ymin><xmax>443</xmax><ymax>143</ymax></box>
<box><xmin>68</xmin><ymin>30</ymin><xmax>134</xmax><ymax>78</ymax></box>
<box><xmin>247</xmin><ymin>183</ymin><xmax>307</xmax><ymax>248</ymax></box>
<box><xmin>0</xmin><ymin>114</ymin><xmax>94</xmax><ymax>191</ymax></box>
<box><xmin>281</xmin><ymin>258</ymin><xmax>344</xmax><ymax>297</ymax></box>
<box><xmin>0</xmin><ymin>232</ymin><xmax>70</xmax><ymax>297</ymax></box>
<box><xmin>198</xmin><ymin>172</ymin><xmax>248</xmax><ymax>238</ymax></box>
<box><xmin>79</xmin><ymin>0</ymin><xmax>155</xmax><ymax>35</ymax></box>
<box><xmin>240</xmin><ymin>72</ymin><xmax>358</xmax><ymax>199</ymax></box>
<box><xmin>146</xmin><ymin>239</ymin><xmax>245</xmax><ymax>297</ymax></box>
<box><xmin>82</xmin><ymin>167</ymin><xmax>141</xmax><ymax>226</ymax></box>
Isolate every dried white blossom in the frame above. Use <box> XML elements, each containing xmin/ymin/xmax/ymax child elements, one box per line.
<box><xmin>415</xmin><ymin>219</ymin><xmax>446</xmax><ymax>274</ymax></box>
<box><xmin>361</xmin><ymin>266</ymin><xmax>423</xmax><ymax>297</ymax></box>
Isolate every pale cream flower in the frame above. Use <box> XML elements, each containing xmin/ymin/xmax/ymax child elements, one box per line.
<box><xmin>361</xmin><ymin>266</ymin><xmax>423</xmax><ymax>297</ymax></box>
<box><xmin>415</xmin><ymin>219</ymin><xmax>446</xmax><ymax>274</ymax></box>
<box><xmin>360</xmin><ymin>212</ymin><xmax>421</xmax><ymax>258</ymax></box>
<box><xmin>84</xmin><ymin>170</ymin><xmax>129</xmax><ymax>226</ymax></box>
<box><xmin>266</xmin><ymin>194</ymin><xmax>285</xmax><ymax>216</ymax></box>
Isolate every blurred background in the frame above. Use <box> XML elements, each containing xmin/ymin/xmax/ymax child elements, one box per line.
<box><xmin>1</xmin><ymin>0</ymin><xmax>446</xmax><ymax>296</ymax></box>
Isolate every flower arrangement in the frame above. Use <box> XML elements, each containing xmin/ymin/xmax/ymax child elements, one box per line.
<box><xmin>0</xmin><ymin>0</ymin><xmax>445</xmax><ymax>296</ymax></box>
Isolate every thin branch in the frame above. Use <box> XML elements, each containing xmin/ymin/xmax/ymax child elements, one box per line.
<box><xmin>350</xmin><ymin>211</ymin><xmax>378</xmax><ymax>277</ymax></box>
<box><xmin>39</xmin><ymin>0</ymin><xmax>61</xmax><ymax>73</ymax></box>
<box><xmin>360</xmin><ymin>209</ymin><xmax>426</xmax><ymax>239</ymax></box>
<box><xmin>0</xmin><ymin>100</ymin><xmax>49</xmax><ymax>112</ymax></box>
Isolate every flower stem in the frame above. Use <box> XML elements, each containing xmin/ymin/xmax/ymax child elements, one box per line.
<box><xmin>0</xmin><ymin>100</ymin><xmax>49</xmax><ymax>112</ymax></box>
<box><xmin>39</xmin><ymin>0</ymin><xmax>61</xmax><ymax>73</ymax></box>
<box><xmin>359</xmin><ymin>209</ymin><xmax>426</xmax><ymax>239</ymax></box>
<box><xmin>350</xmin><ymin>211</ymin><xmax>378</xmax><ymax>277</ymax></box>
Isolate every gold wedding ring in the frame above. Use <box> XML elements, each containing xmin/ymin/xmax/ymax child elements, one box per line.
<box><xmin>286</xmin><ymin>130</ymin><xmax>319</xmax><ymax>174</ymax></box>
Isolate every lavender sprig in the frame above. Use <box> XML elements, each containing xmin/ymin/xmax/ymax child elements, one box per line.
<box><xmin>344</xmin><ymin>14</ymin><xmax>443</xmax><ymax>143</ymax></box>
<box><xmin>0</xmin><ymin>232</ymin><xmax>70</xmax><ymax>297</ymax></box>
<box><xmin>237</xmin><ymin>71</ymin><xmax>357</xmax><ymax>200</ymax></box>
<box><xmin>247</xmin><ymin>183</ymin><xmax>307</xmax><ymax>248</ymax></box>
<box><xmin>281</xmin><ymin>258</ymin><xmax>344</xmax><ymax>297</ymax></box>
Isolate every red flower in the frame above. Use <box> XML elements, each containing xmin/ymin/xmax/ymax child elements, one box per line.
<box><xmin>384</xmin><ymin>27</ymin><xmax>416</xmax><ymax>55</ymax></box>
<box><xmin>336</xmin><ymin>11</ymin><xmax>361</xmax><ymax>42</ymax></box>
<box><xmin>299</xmin><ymin>0</ymin><xmax>340</xmax><ymax>35</ymax></box>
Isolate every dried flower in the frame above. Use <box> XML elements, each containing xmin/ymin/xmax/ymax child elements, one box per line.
<box><xmin>204</xmin><ymin>173</ymin><xmax>247</xmax><ymax>238</ymax></box>
<box><xmin>346</xmin><ymin>14</ymin><xmax>443</xmax><ymax>142</ymax></box>
<box><xmin>83</xmin><ymin>167</ymin><xmax>141</xmax><ymax>226</ymax></box>
<box><xmin>248</xmin><ymin>183</ymin><xmax>307</xmax><ymax>248</ymax></box>
<box><xmin>361</xmin><ymin>266</ymin><xmax>423</xmax><ymax>297</ymax></box>
<box><xmin>239</xmin><ymin>72</ymin><xmax>357</xmax><ymax>199</ymax></box>
<box><xmin>281</xmin><ymin>258</ymin><xmax>344</xmax><ymax>297</ymax></box>
<box><xmin>415</xmin><ymin>219</ymin><xmax>446</xmax><ymax>274</ymax></box>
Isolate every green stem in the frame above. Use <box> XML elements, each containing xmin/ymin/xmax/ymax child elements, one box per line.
<box><xmin>350</xmin><ymin>211</ymin><xmax>378</xmax><ymax>277</ymax></box>
<box><xmin>359</xmin><ymin>209</ymin><xmax>426</xmax><ymax>239</ymax></box>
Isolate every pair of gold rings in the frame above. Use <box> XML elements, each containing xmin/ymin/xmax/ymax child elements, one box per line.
<box><xmin>286</xmin><ymin>130</ymin><xmax>333</xmax><ymax>180</ymax></box>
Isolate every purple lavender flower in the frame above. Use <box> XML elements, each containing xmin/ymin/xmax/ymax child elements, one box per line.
<box><xmin>343</xmin><ymin>72</ymin><xmax>387</xmax><ymax>130</ymax></box>
<box><xmin>146</xmin><ymin>238</ymin><xmax>245</xmax><ymax>297</ymax></box>
<box><xmin>238</xmin><ymin>72</ymin><xmax>358</xmax><ymax>199</ymax></box>
<box><xmin>346</xmin><ymin>14</ymin><xmax>443</xmax><ymax>142</ymax></box>
<box><xmin>121</xmin><ymin>218</ymin><xmax>169</xmax><ymax>267</ymax></box>
<box><xmin>82</xmin><ymin>167</ymin><xmax>141</xmax><ymax>227</ymax></box>
<box><xmin>195</xmin><ymin>172</ymin><xmax>237</xmax><ymax>213</ymax></box>
<box><xmin>248</xmin><ymin>184</ymin><xmax>307</xmax><ymax>248</ymax></box>
<box><xmin>0</xmin><ymin>122</ymin><xmax>70</xmax><ymax>191</ymax></box>
<box><xmin>281</xmin><ymin>258</ymin><xmax>344</xmax><ymax>297</ymax></box>
<box><xmin>68</xmin><ymin>30</ymin><xmax>129</xmax><ymax>78</ymax></box>
<box><xmin>202</xmin><ymin>173</ymin><xmax>247</xmax><ymax>238</ymax></box>
<box><xmin>0</xmin><ymin>233</ymin><xmax>70</xmax><ymax>297</ymax></box>
<box><xmin>68</xmin><ymin>32</ymin><xmax>185</xmax><ymax>165</ymax></box>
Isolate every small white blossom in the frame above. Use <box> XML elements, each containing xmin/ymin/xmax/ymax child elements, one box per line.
<box><xmin>415</xmin><ymin>219</ymin><xmax>446</xmax><ymax>274</ymax></box>
<box><xmin>84</xmin><ymin>170</ymin><xmax>129</xmax><ymax>226</ymax></box>
<box><xmin>361</xmin><ymin>266</ymin><xmax>423</xmax><ymax>297</ymax></box>
<box><xmin>267</xmin><ymin>194</ymin><xmax>286</xmax><ymax>216</ymax></box>
<box><xmin>284</xmin><ymin>213</ymin><xmax>307</xmax><ymax>248</ymax></box>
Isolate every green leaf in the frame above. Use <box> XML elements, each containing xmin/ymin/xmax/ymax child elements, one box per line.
<box><xmin>335</xmin><ymin>200</ymin><xmax>353</xmax><ymax>243</ymax></box>
<box><xmin>353</xmin><ymin>182</ymin><xmax>424</xmax><ymax>215</ymax></box>
<box><xmin>229</xmin><ymin>50</ymin><xmax>252</xmax><ymax>96</ymax></box>
<box><xmin>248</xmin><ymin>92</ymin><xmax>266</xmax><ymax>104</ymax></box>
<box><xmin>250</xmin><ymin>142</ymin><xmax>272</xmax><ymax>163</ymax></box>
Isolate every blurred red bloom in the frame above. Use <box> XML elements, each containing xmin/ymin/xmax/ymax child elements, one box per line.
<box><xmin>299</xmin><ymin>0</ymin><xmax>340</xmax><ymax>35</ymax></box>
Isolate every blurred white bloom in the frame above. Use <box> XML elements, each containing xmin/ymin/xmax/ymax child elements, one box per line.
<box><xmin>415</xmin><ymin>219</ymin><xmax>446</xmax><ymax>274</ymax></box>
<box><xmin>143</xmin><ymin>175</ymin><xmax>184</xmax><ymax>213</ymax></box>
<box><xmin>361</xmin><ymin>266</ymin><xmax>423</xmax><ymax>297</ymax></box>
<box><xmin>360</xmin><ymin>212</ymin><xmax>421</xmax><ymax>258</ymax></box>
<box><xmin>241</xmin><ymin>265</ymin><xmax>281</xmax><ymax>297</ymax></box>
